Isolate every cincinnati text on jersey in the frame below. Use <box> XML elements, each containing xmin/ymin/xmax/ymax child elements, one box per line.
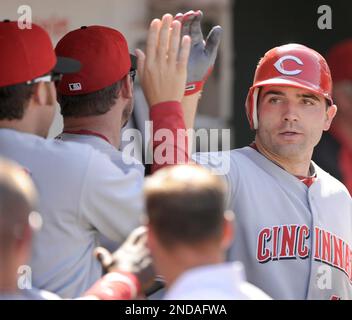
<box><xmin>256</xmin><ymin>224</ymin><xmax>352</xmax><ymax>283</ymax></box>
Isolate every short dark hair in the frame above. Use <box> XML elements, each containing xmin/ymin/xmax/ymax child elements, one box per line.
<box><xmin>144</xmin><ymin>165</ymin><xmax>227</xmax><ymax>248</ymax></box>
<box><xmin>57</xmin><ymin>81</ymin><xmax>121</xmax><ymax>117</ymax></box>
<box><xmin>0</xmin><ymin>83</ymin><xmax>35</xmax><ymax>120</ymax></box>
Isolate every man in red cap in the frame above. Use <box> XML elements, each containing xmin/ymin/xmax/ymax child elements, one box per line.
<box><xmin>313</xmin><ymin>39</ymin><xmax>352</xmax><ymax>195</ymax></box>
<box><xmin>55</xmin><ymin>25</ymin><xmax>144</xmax><ymax>252</ymax></box>
<box><xmin>55</xmin><ymin>25</ymin><xmax>144</xmax><ymax>176</ymax></box>
<box><xmin>0</xmin><ymin>20</ymin><xmax>148</xmax><ymax>298</ymax></box>
<box><xmin>54</xmin><ymin>13</ymin><xmax>222</xmax><ymax>257</ymax></box>
<box><xmin>139</xmin><ymin>18</ymin><xmax>352</xmax><ymax>299</ymax></box>
<box><xmin>0</xmin><ymin>19</ymin><xmax>80</xmax><ymax>138</ymax></box>
<box><xmin>54</xmin><ymin>10</ymin><xmax>222</xmax><ymax>176</ymax></box>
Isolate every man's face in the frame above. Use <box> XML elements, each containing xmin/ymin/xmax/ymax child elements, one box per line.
<box><xmin>256</xmin><ymin>85</ymin><xmax>336</xmax><ymax>159</ymax></box>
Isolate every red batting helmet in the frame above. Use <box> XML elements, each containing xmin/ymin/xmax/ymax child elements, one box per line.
<box><xmin>245</xmin><ymin>43</ymin><xmax>333</xmax><ymax>130</ymax></box>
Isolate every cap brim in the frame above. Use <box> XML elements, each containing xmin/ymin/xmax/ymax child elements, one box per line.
<box><xmin>130</xmin><ymin>54</ymin><xmax>137</xmax><ymax>70</ymax></box>
<box><xmin>53</xmin><ymin>56</ymin><xmax>81</xmax><ymax>74</ymax></box>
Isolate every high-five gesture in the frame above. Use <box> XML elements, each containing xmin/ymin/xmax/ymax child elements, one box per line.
<box><xmin>175</xmin><ymin>10</ymin><xmax>223</xmax><ymax>95</ymax></box>
<box><xmin>136</xmin><ymin>14</ymin><xmax>191</xmax><ymax>106</ymax></box>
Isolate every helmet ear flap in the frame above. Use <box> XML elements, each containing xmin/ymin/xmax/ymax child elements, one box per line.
<box><xmin>245</xmin><ymin>87</ymin><xmax>260</xmax><ymax>130</ymax></box>
<box><xmin>252</xmin><ymin>87</ymin><xmax>260</xmax><ymax>130</ymax></box>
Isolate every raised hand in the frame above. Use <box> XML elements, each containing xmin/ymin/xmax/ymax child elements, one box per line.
<box><xmin>175</xmin><ymin>10</ymin><xmax>223</xmax><ymax>95</ymax></box>
<box><xmin>135</xmin><ymin>14</ymin><xmax>191</xmax><ymax>106</ymax></box>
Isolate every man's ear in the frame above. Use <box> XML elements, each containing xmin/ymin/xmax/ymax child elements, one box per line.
<box><xmin>220</xmin><ymin>210</ymin><xmax>235</xmax><ymax>250</ymax></box>
<box><xmin>120</xmin><ymin>75</ymin><xmax>133</xmax><ymax>99</ymax></box>
<box><xmin>31</xmin><ymin>82</ymin><xmax>56</xmax><ymax>107</ymax></box>
<box><xmin>323</xmin><ymin>104</ymin><xmax>337</xmax><ymax>131</ymax></box>
<box><xmin>31</xmin><ymin>82</ymin><xmax>46</xmax><ymax>106</ymax></box>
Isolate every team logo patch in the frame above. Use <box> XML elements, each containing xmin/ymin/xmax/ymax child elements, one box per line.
<box><xmin>69</xmin><ymin>83</ymin><xmax>82</xmax><ymax>91</ymax></box>
<box><xmin>274</xmin><ymin>55</ymin><xmax>304</xmax><ymax>76</ymax></box>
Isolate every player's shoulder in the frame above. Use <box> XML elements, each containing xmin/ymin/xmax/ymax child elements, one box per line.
<box><xmin>57</xmin><ymin>132</ymin><xmax>143</xmax><ymax>173</ymax></box>
<box><xmin>192</xmin><ymin>147</ymin><xmax>246</xmax><ymax>166</ymax></box>
<box><xmin>46</xmin><ymin>137</ymin><xmax>94</xmax><ymax>156</ymax></box>
<box><xmin>313</xmin><ymin>161</ymin><xmax>351</xmax><ymax>197</ymax></box>
<box><xmin>0</xmin><ymin>128</ymin><xmax>94</xmax><ymax>158</ymax></box>
<box><xmin>11</xmin><ymin>129</ymin><xmax>114</xmax><ymax>173</ymax></box>
<box><xmin>51</xmin><ymin>139</ymin><xmax>125</xmax><ymax>179</ymax></box>
<box><xmin>192</xmin><ymin>147</ymin><xmax>244</xmax><ymax>160</ymax></box>
<box><xmin>41</xmin><ymin>138</ymin><xmax>104</xmax><ymax>172</ymax></box>
<box><xmin>191</xmin><ymin>147</ymin><xmax>263</xmax><ymax>188</ymax></box>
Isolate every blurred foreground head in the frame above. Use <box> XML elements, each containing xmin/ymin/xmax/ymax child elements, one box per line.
<box><xmin>0</xmin><ymin>157</ymin><xmax>41</xmax><ymax>291</ymax></box>
<box><xmin>144</xmin><ymin>165</ymin><xmax>234</xmax><ymax>285</ymax></box>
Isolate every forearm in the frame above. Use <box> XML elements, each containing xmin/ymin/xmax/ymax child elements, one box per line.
<box><xmin>150</xmin><ymin>101</ymin><xmax>192</xmax><ymax>173</ymax></box>
<box><xmin>83</xmin><ymin>271</ymin><xmax>141</xmax><ymax>300</ymax></box>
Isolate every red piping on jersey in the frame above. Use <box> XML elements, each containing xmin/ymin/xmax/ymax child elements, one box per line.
<box><xmin>62</xmin><ymin>129</ymin><xmax>111</xmax><ymax>144</ymax></box>
<box><xmin>250</xmin><ymin>142</ymin><xmax>317</xmax><ymax>187</ymax></box>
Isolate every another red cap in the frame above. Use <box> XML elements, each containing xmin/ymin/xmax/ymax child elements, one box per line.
<box><xmin>326</xmin><ymin>39</ymin><xmax>352</xmax><ymax>83</ymax></box>
<box><xmin>0</xmin><ymin>20</ymin><xmax>80</xmax><ymax>87</ymax></box>
<box><xmin>55</xmin><ymin>25</ymin><xmax>131</xmax><ymax>95</ymax></box>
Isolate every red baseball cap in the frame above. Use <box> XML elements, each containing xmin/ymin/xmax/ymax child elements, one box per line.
<box><xmin>0</xmin><ymin>20</ymin><xmax>80</xmax><ymax>88</ymax></box>
<box><xmin>55</xmin><ymin>25</ymin><xmax>133</xmax><ymax>95</ymax></box>
<box><xmin>326</xmin><ymin>39</ymin><xmax>352</xmax><ymax>83</ymax></box>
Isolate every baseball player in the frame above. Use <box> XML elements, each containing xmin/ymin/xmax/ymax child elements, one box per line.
<box><xmin>54</xmin><ymin>15</ymin><xmax>220</xmax><ymax>174</ymax></box>
<box><xmin>0</xmin><ymin>21</ymin><xmax>145</xmax><ymax>298</ymax></box>
<box><xmin>137</xmin><ymin>13</ymin><xmax>352</xmax><ymax>299</ymax></box>
<box><xmin>53</xmin><ymin>26</ymin><xmax>145</xmax><ymax>252</ymax></box>
<box><xmin>54</xmin><ymin>25</ymin><xmax>145</xmax><ymax>177</ymax></box>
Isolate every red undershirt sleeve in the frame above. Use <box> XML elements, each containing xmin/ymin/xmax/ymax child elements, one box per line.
<box><xmin>149</xmin><ymin>101</ymin><xmax>191</xmax><ymax>173</ymax></box>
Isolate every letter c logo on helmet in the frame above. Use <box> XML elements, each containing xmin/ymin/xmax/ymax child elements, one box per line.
<box><xmin>274</xmin><ymin>55</ymin><xmax>304</xmax><ymax>76</ymax></box>
<box><xmin>245</xmin><ymin>44</ymin><xmax>333</xmax><ymax>130</ymax></box>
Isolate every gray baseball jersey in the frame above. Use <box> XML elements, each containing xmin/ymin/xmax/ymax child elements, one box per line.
<box><xmin>56</xmin><ymin>132</ymin><xmax>145</xmax><ymax>252</ymax></box>
<box><xmin>0</xmin><ymin>129</ymin><xmax>143</xmax><ymax>298</ymax></box>
<box><xmin>57</xmin><ymin>132</ymin><xmax>145</xmax><ymax>177</ymax></box>
<box><xmin>193</xmin><ymin>146</ymin><xmax>352</xmax><ymax>299</ymax></box>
